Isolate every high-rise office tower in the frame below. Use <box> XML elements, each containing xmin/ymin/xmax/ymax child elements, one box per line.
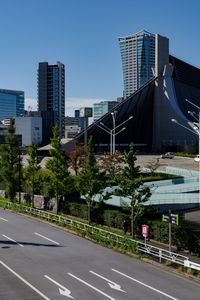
<box><xmin>93</xmin><ymin>101</ymin><xmax>118</xmax><ymax>121</ymax></box>
<box><xmin>119</xmin><ymin>30</ymin><xmax>155</xmax><ymax>98</ymax></box>
<box><xmin>0</xmin><ymin>89</ymin><xmax>24</xmax><ymax>121</ymax></box>
<box><xmin>38</xmin><ymin>61</ymin><xmax>65</xmax><ymax>138</ymax></box>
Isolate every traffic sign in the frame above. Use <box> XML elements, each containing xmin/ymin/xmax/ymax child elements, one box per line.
<box><xmin>162</xmin><ymin>213</ymin><xmax>178</xmax><ymax>225</ymax></box>
<box><xmin>142</xmin><ymin>225</ymin><xmax>148</xmax><ymax>237</ymax></box>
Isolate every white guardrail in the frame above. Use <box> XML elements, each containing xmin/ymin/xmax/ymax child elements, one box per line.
<box><xmin>2</xmin><ymin>201</ymin><xmax>200</xmax><ymax>271</ymax></box>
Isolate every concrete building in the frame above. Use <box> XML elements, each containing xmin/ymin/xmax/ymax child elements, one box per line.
<box><xmin>0</xmin><ymin>89</ymin><xmax>24</xmax><ymax>121</ymax></box>
<box><xmin>93</xmin><ymin>101</ymin><xmax>118</xmax><ymax>121</ymax></box>
<box><xmin>38</xmin><ymin>61</ymin><xmax>65</xmax><ymax>138</ymax></box>
<box><xmin>75</xmin><ymin>33</ymin><xmax>199</xmax><ymax>153</ymax></box>
<box><xmin>119</xmin><ymin>30</ymin><xmax>155</xmax><ymax>98</ymax></box>
<box><xmin>15</xmin><ymin>117</ymin><xmax>42</xmax><ymax>146</ymax></box>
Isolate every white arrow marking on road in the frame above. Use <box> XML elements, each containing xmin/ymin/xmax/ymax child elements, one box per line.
<box><xmin>89</xmin><ymin>270</ymin><xmax>126</xmax><ymax>293</ymax></box>
<box><xmin>0</xmin><ymin>260</ymin><xmax>50</xmax><ymax>300</ymax></box>
<box><xmin>112</xmin><ymin>268</ymin><xmax>179</xmax><ymax>300</ymax></box>
<box><xmin>34</xmin><ymin>233</ymin><xmax>60</xmax><ymax>245</ymax></box>
<box><xmin>0</xmin><ymin>217</ymin><xmax>8</xmax><ymax>222</ymax></box>
<box><xmin>2</xmin><ymin>234</ymin><xmax>24</xmax><ymax>247</ymax></box>
<box><xmin>68</xmin><ymin>273</ymin><xmax>117</xmax><ymax>300</ymax></box>
<box><xmin>44</xmin><ymin>275</ymin><xmax>74</xmax><ymax>299</ymax></box>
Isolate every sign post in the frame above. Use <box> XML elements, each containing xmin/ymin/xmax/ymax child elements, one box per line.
<box><xmin>142</xmin><ymin>225</ymin><xmax>148</xmax><ymax>247</ymax></box>
<box><xmin>162</xmin><ymin>212</ymin><xmax>179</xmax><ymax>253</ymax></box>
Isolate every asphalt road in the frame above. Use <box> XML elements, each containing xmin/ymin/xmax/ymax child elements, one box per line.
<box><xmin>0</xmin><ymin>209</ymin><xmax>200</xmax><ymax>300</ymax></box>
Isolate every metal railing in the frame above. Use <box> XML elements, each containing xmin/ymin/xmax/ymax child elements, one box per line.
<box><xmin>2</xmin><ymin>201</ymin><xmax>200</xmax><ymax>271</ymax></box>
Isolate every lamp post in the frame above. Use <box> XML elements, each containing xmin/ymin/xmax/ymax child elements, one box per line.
<box><xmin>99</xmin><ymin>114</ymin><xmax>133</xmax><ymax>154</ymax></box>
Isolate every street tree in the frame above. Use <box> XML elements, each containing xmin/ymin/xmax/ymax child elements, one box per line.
<box><xmin>99</xmin><ymin>151</ymin><xmax>125</xmax><ymax>184</ymax></box>
<box><xmin>46</xmin><ymin>124</ymin><xmax>71</xmax><ymax>214</ymax></box>
<box><xmin>116</xmin><ymin>144</ymin><xmax>151</xmax><ymax>238</ymax></box>
<box><xmin>0</xmin><ymin>119</ymin><xmax>21</xmax><ymax>201</ymax></box>
<box><xmin>24</xmin><ymin>142</ymin><xmax>41</xmax><ymax>208</ymax></box>
<box><xmin>75</xmin><ymin>137</ymin><xmax>107</xmax><ymax>224</ymax></box>
<box><xmin>69</xmin><ymin>141</ymin><xmax>86</xmax><ymax>175</ymax></box>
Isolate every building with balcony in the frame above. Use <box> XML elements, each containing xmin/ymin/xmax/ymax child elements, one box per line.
<box><xmin>38</xmin><ymin>61</ymin><xmax>65</xmax><ymax>139</ymax></box>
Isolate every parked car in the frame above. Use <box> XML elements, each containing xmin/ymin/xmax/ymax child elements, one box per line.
<box><xmin>194</xmin><ymin>155</ymin><xmax>200</xmax><ymax>162</ymax></box>
<box><xmin>160</xmin><ymin>152</ymin><xmax>174</xmax><ymax>159</ymax></box>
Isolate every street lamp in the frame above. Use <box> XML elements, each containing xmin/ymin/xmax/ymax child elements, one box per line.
<box><xmin>98</xmin><ymin>114</ymin><xmax>133</xmax><ymax>154</ymax></box>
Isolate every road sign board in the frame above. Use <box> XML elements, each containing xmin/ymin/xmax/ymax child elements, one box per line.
<box><xmin>142</xmin><ymin>225</ymin><xmax>148</xmax><ymax>237</ymax></box>
<box><xmin>162</xmin><ymin>215</ymin><xmax>170</xmax><ymax>223</ymax></box>
<box><xmin>162</xmin><ymin>214</ymin><xmax>178</xmax><ymax>225</ymax></box>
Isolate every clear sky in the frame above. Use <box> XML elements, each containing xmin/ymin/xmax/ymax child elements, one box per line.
<box><xmin>0</xmin><ymin>0</ymin><xmax>200</xmax><ymax>116</ymax></box>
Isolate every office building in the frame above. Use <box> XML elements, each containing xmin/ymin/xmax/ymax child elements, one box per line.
<box><xmin>0</xmin><ymin>89</ymin><xmax>24</xmax><ymax>121</ymax></box>
<box><xmin>93</xmin><ymin>101</ymin><xmax>118</xmax><ymax>121</ymax></box>
<box><xmin>15</xmin><ymin>117</ymin><xmax>42</xmax><ymax>146</ymax></box>
<box><xmin>38</xmin><ymin>61</ymin><xmax>65</xmax><ymax>138</ymax></box>
<box><xmin>119</xmin><ymin>30</ymin><xmax>155</xmax><ymax>98</ymax></box>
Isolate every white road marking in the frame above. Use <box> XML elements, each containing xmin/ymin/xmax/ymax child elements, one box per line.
<box><xmin>0</xmin><ymin>217</ymin><xmax>8</xmax><ymax>222</ymax></box>
<box><xmin>2</xmin><ymin>234</ymin><xmax>24</xmax><ymax>247</ymax></box>
<box><xmin>34</xmin><ymin>232</ymin><xmax>60</xmax><ymax>245</ymax></box>
<box><xmin>112</xmin><ymin>268</ymin><xmax>179</xmax><ymax>300</ymax></box>
<box><xmin>68</xmin><ymin>273</ymin><xmax>117</xmax><ymax>300</ymax></box>
<box><xmin>44</xmin><ymin>275</ymin><xmax>74</xmax><ymax>299</ymax></box>
<box><xmin>89</xmin><ymin>270</ymin><xmax>126</xmax><ymax>293</ymax></box>
<box><xmin>0</xmin><ymin>260</ymin><xmax>50</xmax><ymax>300</ymax></box>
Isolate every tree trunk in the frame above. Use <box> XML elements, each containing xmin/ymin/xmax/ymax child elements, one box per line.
<box><xmin>32</xmin><ymin>174</ymin><xmax>34</xmax><ymax>208</ymax></box>
<box><xmin>88</xmin><ymin>200</ymin><xmax>91</xmax><ymax>224</ymax></box>
<box><xmin>131</xmin><ymin>205</ymin><xmax>135</xmax><ymax>239</ymax></box>
<box><xmin>56</xmin><ymin>193</ymin><xmax>59</xmax><ymax>215</ymax></box>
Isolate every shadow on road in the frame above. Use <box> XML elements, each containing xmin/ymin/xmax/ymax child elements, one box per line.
<box><xmin>0</xmin><ymin>240</ymin><xmax>62</xmax><ymax>247</ymax></box>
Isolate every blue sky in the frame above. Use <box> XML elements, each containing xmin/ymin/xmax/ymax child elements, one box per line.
<box><xmin>0</xmin><ymin>0</ymin><xmax>200</xmax><ymax>116</ymax></box>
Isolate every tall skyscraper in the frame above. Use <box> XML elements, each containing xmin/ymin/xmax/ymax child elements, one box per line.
<box><xmin>93</xmin><ymin>101</ymin><xmax>118</xmax><ymax>121</ymax></box>
<box><xmin>38</xmin><ymin>61</ymin><xmax>65</xmax><ymax>138</ymax></box>
<box><xmin>119</xmin><ymin>30</ymin><xmax>155</xmax><ymax>98</ymax></box>
<box><xmin>0</xmin><ymin>89</ymin><xmax>24</xmax><ymax>121</ymax></box>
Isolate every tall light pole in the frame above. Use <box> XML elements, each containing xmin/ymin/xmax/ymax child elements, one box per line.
<box><xmin>99</xmin><ymin>114</ymin><xmax>133</xmax><ymax>154</ymax></box>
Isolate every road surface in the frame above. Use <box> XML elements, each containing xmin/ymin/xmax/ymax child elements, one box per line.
<box><xmin>0</xmin><ymin>209</ymin><xmax>200</xmax><ymax>300</ymax></box>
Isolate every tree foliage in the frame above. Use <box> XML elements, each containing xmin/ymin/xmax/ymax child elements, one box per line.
<box><xmin>75</xmin><ymin>137</ymin><xmax>107</xmax><ymax>224</ymax></box>
<box><xmin>99</xmin><ymin>151</ymin><xmax>124</xmax><ymax>184</ymax></box>
<box><xmin>46</xmin><ymin>124</ymin><xmax>71</xmax><ymax>214</ymax></box>
<box><xmin>0</xmin><ymin>119</ymin><xmax>21</xmax><ymax>201</ymax></box>
<box><xmin>24</xmin><ymin>142</ymin><xmax>41</xmax><ymax>207</ymax></box>
<box><xmin>116</xmin><ymin>144</ymin><xmax>151</xmax><ymax>238</ymax></box>
<box><xmin>69</xmin><ymin>141</ymin><xmax>86</xmax><ymax>175</ymax></box>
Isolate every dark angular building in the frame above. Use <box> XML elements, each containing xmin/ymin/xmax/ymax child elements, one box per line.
<box><xmin>38</xmin><ymin>61</ymin><xmax>65</xmax><ymax>140</ymax></box>
<box><xmin>74</xmin><ymin>35</ymin><xmax>199</xmax><ymax>153</ymax></box>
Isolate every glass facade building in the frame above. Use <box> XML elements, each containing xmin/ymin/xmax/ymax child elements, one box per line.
<box><xmin>93</xmin><ymin>101</ymin><xmax>118</xmax><ymax>121</ymax></box>
<box><xmin>0</xmin><ymin>89</ymin><xmax>24</xmax><ymax>122</ymax></box>
<box><xmin>119</xmin><ymin>30</ymin><xmax>155</xmax><ymax>98</ymax></box>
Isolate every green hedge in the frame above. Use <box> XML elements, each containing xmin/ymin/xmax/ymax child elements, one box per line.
<box><xmin>67</xmin><ymin>202</ymin><xmax>127</xmax><ymax>229</ymax></box>
<box><xmin>148</xmin><ymin>220</ymin><xmax>200</xmax><ymax>255</ymax></box>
